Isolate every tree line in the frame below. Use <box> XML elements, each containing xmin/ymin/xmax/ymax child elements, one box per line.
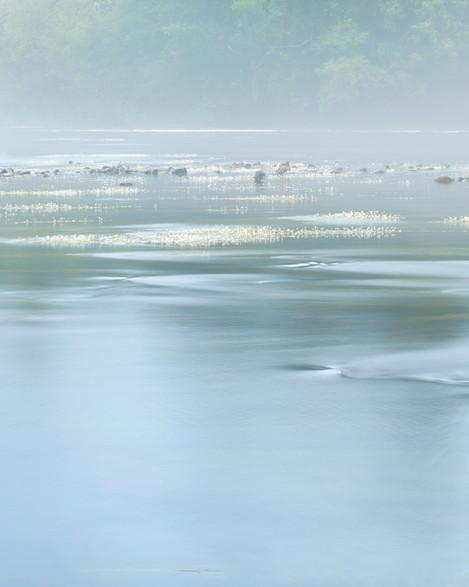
<box><xmin>0</xmin><ymin>0</ymin><xmax>468</xmax><ymax>127</ymax></box>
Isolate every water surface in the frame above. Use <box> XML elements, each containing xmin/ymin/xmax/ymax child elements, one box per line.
<box><xmin>1</xmin><ymin>129</ymin><xmax>469</xmax><ymax>586</ymax></box>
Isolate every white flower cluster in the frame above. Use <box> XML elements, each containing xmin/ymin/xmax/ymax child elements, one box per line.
<box><xmin>444</xmin><ymin>216</ymin><xmax>469</xmax><ymax>223</ymax></box>
<box><xmin>28</xmin><ymin>224</ymin><xmax>398</xmax><ymax>248</ymax></box>
<box><xmin>1</xmin><ymin>203</ymin><xmax>75</xmax><ymax>212</ymax></box>
<box><xmin>306</xmin><ymin>210</ymin><xmax>401</xmax><ymax>222</ymax></box>
<box><xmin>0</xmin><ymin>187</ymin><xmax>139</xmax><ymax>197</ymax></box>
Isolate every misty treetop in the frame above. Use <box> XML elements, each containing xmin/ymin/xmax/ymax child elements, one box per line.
<box><xmin>1</xmin><ymin>0</ymin><xmax>468</xmax><ymax>127</ymax></box>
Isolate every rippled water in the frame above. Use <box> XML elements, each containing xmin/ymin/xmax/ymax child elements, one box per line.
<box><xmin>2</xmin><ymin>128</ymin><xmax>469</xmax><ymax>586</ymax></box>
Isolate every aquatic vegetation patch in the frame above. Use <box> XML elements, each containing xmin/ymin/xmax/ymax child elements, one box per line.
<box><xmin>359</xmin><ymin>178</ymin><xmax>384</xmax><ymax>184</ymax></box>
<box><xmin>1</xmin><ymin>203</ymin><xmax>77</xmax><ymax>213</ymax></box>
<box><xmin>0</xmin><ymin>202</ymin><xmax>111</xmax><ymax>224</ymax></box>
<box><xmin>0</xmin><ymin>187</ymin><xmax>140</xmax><ymax>197</ymax></box>
<box><xmin>207</xmin><ymin>205</ymin><xmax>248</xmax><ymax>215</ymax></box>
<box><xmin>202</xmin><ymin>194</ymin><xmax>313</xmax><ymax>202</ymax></box>
<box><xmin>444</xmin><ymin>216</ymin><xmax>469</xmax><ymax>223</ymax></box>
<box><xmin>284</xmin><ymin>211</ymin><xmax>402</xmax><ymax>224</ymax></box>
<box><xmin>24</xmin><ymin>224</ymin><xmax>398</xmax><ymax>248</ymax></box>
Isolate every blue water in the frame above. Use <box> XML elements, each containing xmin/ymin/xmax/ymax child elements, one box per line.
<box><xmin>1</xmin><ymin>128</ymin><xmax>469</xmax><ymax>586</ymax></box>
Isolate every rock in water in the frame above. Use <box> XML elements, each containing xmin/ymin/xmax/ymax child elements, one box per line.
<box><xmin>434</xmin><ymin>176</ymin><xmax>454</xmax><ymax>184</ymax></box>
<box><xmin>276</xmin><ymin>164</ymin><xmax>290</xmax><ymax>176</ymax></box>
<box><xmin>172</xmin><ymin>167</ymin><xmax>187</xmax><ymax>176</ymax></box>
<box><xmin>254</xmin><ymin>169</ymin><xmax>266</xmax><ymax>183</ymax></box>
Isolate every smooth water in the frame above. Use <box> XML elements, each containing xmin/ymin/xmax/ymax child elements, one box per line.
<box><xmin>1</xmin><ymin>128</ymin><xmax>469</xmax><ymax>586</ymax></box>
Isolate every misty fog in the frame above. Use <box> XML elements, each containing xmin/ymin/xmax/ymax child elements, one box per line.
<box><xmin>1</xmin><ymin>0</ymin><xmax>469</xmax><ymax>129</ymax></box>
<box><xmin>4</xmin><ymin>4</ymin><xmax>469</xmax><ymax>587</ymax></box>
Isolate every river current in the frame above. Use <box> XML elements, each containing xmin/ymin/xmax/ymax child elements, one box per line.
<box><xmin>1</xmin><ymin>128</ymin><xmax>469</xmax><ymax>586</ymax></box>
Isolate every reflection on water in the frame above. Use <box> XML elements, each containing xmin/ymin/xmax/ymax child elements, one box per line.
<box><xmin>1</xmin><ymin>129</ymin><xmax>469</xmax><ymax>586</ymax></box>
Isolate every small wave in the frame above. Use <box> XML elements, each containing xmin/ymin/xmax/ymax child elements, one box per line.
<box><xmin>336</xmin><ymin>345</ymin><xmax>469</xmax><ymax>386</ymax></box>
<box><xmin>431</xmin><ymin>130</ymin><xmax>469</xmax><ymax>134</ymax></box>
<box><xmin>131</xmin><ymin>128</ymin><xmax>285</xmax><ymax>133</ymax></box>
<box><xmin>52</xmin><ymin>153</ymin><xmax>150</xmax><ymax>159</ymax></box>
<box><xmin>280</xmin><ymin>261</ymin><xmax>322</xmax><ymax>268</ymax></box>
<box><xmin>285</xmin><ymin>363</ymin><xmax>340</xmax><ymax>373</ymax></box>
<box><xmin>40</xmin><ymin>137</ymin><xmax>125</xmax><ymax>143</ymax></box>
<box><xmin>321</xmin><ymin>260</ymin><xmax>469</xmax><ymax>279</ymax></box>
<box><xmin>64</xmin><ymin>128</ymin><xmax>284</xmax><ymax>134</ymax></box>
<box><xmin>130</xmin><ymin>273</ymin><xmax>273</xmax><ymax>293</ymax></box>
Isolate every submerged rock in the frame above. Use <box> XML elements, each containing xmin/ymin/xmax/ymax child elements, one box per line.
<box><xmin>434</xmin><ymin>175</ymin><xmax>454</xmax><ymax>184</ymax></box>
<box><xmin>172</xmin><ymin>167</ymin><xmax>187</xmax><ymax>176</ymax></box>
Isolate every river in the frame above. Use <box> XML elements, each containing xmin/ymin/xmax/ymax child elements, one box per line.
<box><xmin>1</xmin><ymin>128</ymin><xmax>469</xmax><ymax>586</ymax></box>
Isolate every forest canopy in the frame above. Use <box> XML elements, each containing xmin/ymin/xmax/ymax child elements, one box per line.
<box><xmin>0</xmin><ymin>0</ymin><xmax>468</xmax><ymax>127</ymax></box>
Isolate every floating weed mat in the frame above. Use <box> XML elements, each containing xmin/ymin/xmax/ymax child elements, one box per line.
<box><xmin>444</xmin><ymin>216</ymin><xmax>469</xmax><ymax>223</ymax></box>
<box><xmin>315</xmin><ymin>211</ymin><xmax>402</xmax><ymax>222</ymax></box>
<box><xmin>24</xmin><ymin>225</ymin><xmax>399</xmax><ymax>248</ymax></box>
<box><xmin>0</xmin><ymin>203</ymin><xmax>102</xmax><ymax>212</ymax></box>
<box><xmin>0</xmin><ymin>187</ymin><xmax>140</xmax><ymax>197</ymax></box>
<box><xmin>198</xmin><ymin>194</ymin><xmax>314</xmax><ymax>202</ymax></box>
<box><xmin>285</xmin><ymin>211</ymin><xmax>402</xmax><ymax>223</ymax></box>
